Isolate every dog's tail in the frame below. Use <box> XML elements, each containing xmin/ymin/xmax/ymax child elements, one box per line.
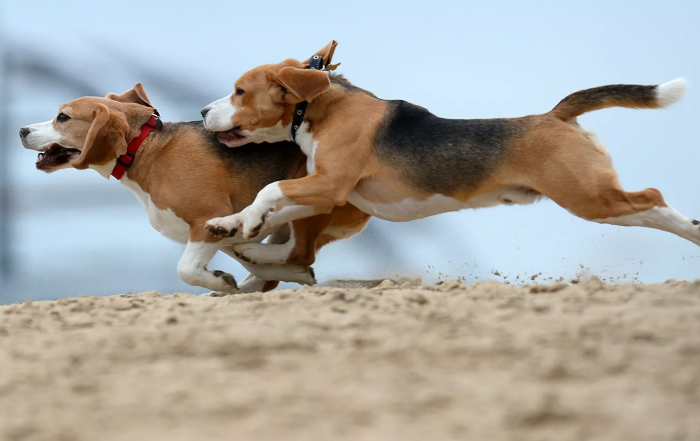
<box><xmin>549</xmin><ymin>78</ymin><xmax>687</xmax><ymax>121</ymax></box>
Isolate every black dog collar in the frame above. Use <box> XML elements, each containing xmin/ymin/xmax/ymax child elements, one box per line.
<box><xmin>291</xmin><ymin>55</ymin><xmax>324</xmax><ymax>142</ymax></box>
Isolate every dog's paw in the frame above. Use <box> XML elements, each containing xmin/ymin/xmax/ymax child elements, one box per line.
<box><xmin>231</xmin><ymin>245</ymin><xmax>255</xmax><ymax>264</ymax></box>
<box><xmin>205</xmin><ymin>215</ymin><xmax>241</xmax><ymax>238</ymax></box>
<box><xmin>232</xmin><ymin>250</ymin><xmax>252</xmax><ymax>263</ymax></box>
<box><xmin>291</xmin><ymin>266</ymin><xmax>317</xmax><ymax>286</ymax></box>
<box><xmin>211</xmin><ymin>269</ymin><xmax>238</xmax><ymax>289</ymax></box>
<box><xmin>241</xmin><ymin>211</ymin><xmax>269</xmax><ymax>239</ymax></box>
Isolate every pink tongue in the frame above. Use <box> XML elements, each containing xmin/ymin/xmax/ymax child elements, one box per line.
<box><xmin>219</xmin><ymin>131</ymin><xmax>240</xmax><ymax>141</ymax></box>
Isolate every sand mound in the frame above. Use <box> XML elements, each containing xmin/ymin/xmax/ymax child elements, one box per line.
<box><xmin>1</xmin><ymin>280</ymin><xmax>699</xmax><ymax>441</ymax></box>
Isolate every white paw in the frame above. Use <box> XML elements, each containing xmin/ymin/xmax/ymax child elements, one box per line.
<box><xmin>205</xmin><ymin>214</ymin><xmax>242</xmax><ymax>237</ymax></box>
<box><xmin>296</xmin><ymin>266</ymin><xmax>317</xmax><ymax>286</ymax></box>
<box><xmin>240</xmin><ymin>206</ymin><xmax>271</xmax><ymax>239</ymax></box>
<box><xmin>231</xmin><ymin>243</ymin><xmax>260</xmax><ymax>263</ymax></box>
<box><xmin>209</xmin><ymin>269</ymin><xmax>238</xmax><ymax>290</ymax></box>
<box><xmin>236</xmin><ymin>274</ymin><xmax>269</xmax><ymax>293</ymax></box>
<box><xmin>232</xmin><ymin>243</ymin><xmax>290</xmax><ymax>265</ymax></box>
<box><xmin>186</xmin><ymin>269</ymin><xmax>238</xmax><ymax>293</ymax></box>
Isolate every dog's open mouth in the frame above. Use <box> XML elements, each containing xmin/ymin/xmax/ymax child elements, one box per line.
<box><xmin>216</xmin><ymin>127</ymin><xmax>247</xmax><ymax>145</ymax></box>
<box><xmin>36</xmin><ymin>143</ymin><xmax>81</xmax><ymax>170</ymax></box>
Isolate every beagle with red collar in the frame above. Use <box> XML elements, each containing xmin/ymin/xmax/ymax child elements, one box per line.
<box><xmin>201</xmin><ymin>40</ymin><xmax>700</xmax><ymax>249</ymax></box>
<box><xmin>19</xmin><ymin>83</ymin><xmax>370</xmax><ymax>294</ymax></box>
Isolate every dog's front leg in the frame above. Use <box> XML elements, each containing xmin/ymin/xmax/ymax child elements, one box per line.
<box><xmin>206</xmin><ymin>182</ymin><xmax>292</xmax><ymax>239</ymax></box>
<box><xmin>207</xmin><ymin>204</ymin><xmax>332</xmax><ymax>239</ymax></box>
<box><xmin>264</xmin><ymin>205</ymin><xmax>333</xmax><ymax>229</ymax></box>
<box><xmin>208</xmin><ymin>174</ymin><xmax>352</xmax><ymax>239</ymax></box>
<box><xmin>177</xmin><ymin>234</ymin><xmax>238</xmax><ymax>294</ymax></box>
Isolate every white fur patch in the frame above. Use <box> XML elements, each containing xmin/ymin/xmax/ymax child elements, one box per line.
<box><xmin>593</xmin><ymin>205</ymin><xmax>700</xmax><ymax>246</ymax></box>
<box><xmin>265</xmin><ymin>205</ymin><xmax>325</xmax><ymax>229</ymax></box>
<box><xmin>236</xmin><ymin>273</ymin><xmax>269</xmax><ymax>293</ymax></box>
<box><xmin>656</xmin><ymin>78</ymin><xmax>687</xmax><ymax>107</ymax></box>
<box><xmin>121</xmin><ymin>176</ymin><xmax>190</xmax><ymax>244</ymax></box>
<box><xmin>294</xmin><ymin>122</ymin><xmax>318</xmax><ymax>173</ymax></box>
<box><xmin>250</xmin><ymin>182</ymin><xmax>289</xmax><ymax>213</ymax></box>
<box><xmin>20</xmin><ymin>119</ymin><xmax>64</xmax><ymax>151</ymax></box>
<box><xmin>232</xmin><ymin>230</ymin><xmax>296</xmax><ymax>265</ymax></box>
<box><xmin>90</xmin><ymin>159</ymin><xmax>117</xmax><ymax>180</ymax></box>
<box><xmin>206</xmin><ymin>182</ymin><xmax>291</xmax><ymax>238</ymax></box>
<box><xmin>347</xmin><ymin>192</ymin><xmax>464</xmax><ymax>222</ymax></box>
<box><xmin>242</xmin><ymin>182</ymin><xmax>292</xmax><ymax>238</ymax></box>
<box><xmin>322</xmin><ymin>227</ymin><xmax>359</xmax><ymax>240</ymax></box>
<box><xmin>202</xmin><ymin>93</ymin><xmax>237</xmax><ymax>132</ymax></box>
<box><xmin>347</xmin><ymin>188</ymin><xmax>541</xmax><ymax>222</ymax></box>
<box><xmin>240</xmin><ymin>121</ymin><xmax>290</xmax><ymax>146</ymax></box>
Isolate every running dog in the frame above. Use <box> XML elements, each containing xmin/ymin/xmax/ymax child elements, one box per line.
<box><xmin>201</xmin><ymin>41</ymin><xmax>699</xmax><ymax>250</ymax></box>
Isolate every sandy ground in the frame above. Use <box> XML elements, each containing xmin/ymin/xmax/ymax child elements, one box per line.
<box><xmin>1</xmin><ymin>279</ymin><xmax>699</xmax><ymax>441</ymax></box>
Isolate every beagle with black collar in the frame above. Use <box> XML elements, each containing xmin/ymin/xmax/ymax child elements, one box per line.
<box><xmin>201</xmin><ymin>40</ymin><xmax>700</xmax><ymax>250</ymax></box>
<box><xmin>19</xmin><ymin>83</ymin><xmax>370</xmax><ymax>294</ymax></box>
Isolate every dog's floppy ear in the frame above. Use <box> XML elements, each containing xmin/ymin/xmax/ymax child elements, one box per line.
<box><xmin>303</xmin><ymin>40</ymin><xmax>338</xmax><ymax>68</ymax></box>
<box><xmin>106</xmin><ymin>83</ymin><xmax>153</xmax><ymax>108</ymax></box>
<box><xmin>273</xmin><ymin>67</ymin><xmax>331</xmax><ymax>104</ymax></box>
<box><xmin>71</xmin><ymin>104</ymin><xmax>129</xmax><ymax>170</ymax></box>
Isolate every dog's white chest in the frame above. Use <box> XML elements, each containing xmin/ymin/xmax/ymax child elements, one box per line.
<box><xmin>121</xmin><ymin>177</ymin><xmax>190</xmax><ymax>244</ymax></box>
<box><xmin>295</xmin><ymin>123</ymin><xmax>318</xmax><ymax>174</ymax></box>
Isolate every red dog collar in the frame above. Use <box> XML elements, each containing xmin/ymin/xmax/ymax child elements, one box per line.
<box><xmin>111</xmin><ymin>113</ymin><xmax>163</xmax><ymax>180</ymax></box>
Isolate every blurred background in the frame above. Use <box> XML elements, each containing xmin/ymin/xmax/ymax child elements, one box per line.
<box><xmin>0</xmin><ymin>0</ymin><xmax>698</xmax><ymax>303</ymax></box>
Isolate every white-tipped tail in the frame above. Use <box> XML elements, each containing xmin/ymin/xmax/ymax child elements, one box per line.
<box><xmin>656</xmin><ymin>78</ymin><xmax>687</xmax><ymax>107</ymax></box>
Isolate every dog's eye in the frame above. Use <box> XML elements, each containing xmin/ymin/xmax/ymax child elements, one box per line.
<box><xmin>235</xmin><ymin>88</ymin><xmax>245</xmax><ymax>96</ymax></box>
<box><xmin>57</xmin><ymin>113</ymin><xmax>70</xmax><ymax>123</ymax></box>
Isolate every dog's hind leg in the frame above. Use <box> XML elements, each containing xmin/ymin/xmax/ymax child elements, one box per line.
<box><xmin>589</xmin><ymin>200</ymin><xmax>700</xmax><ymax>246</ymax></box>
<box><xmin>222</xmin><ymin>247</ymin><xmax>317</xmax><ymax>286</ymax></box>
<box><xmin>522</xmin><ymin>126</ymin><xmax>700</xmax><ymax>246</ymax></box>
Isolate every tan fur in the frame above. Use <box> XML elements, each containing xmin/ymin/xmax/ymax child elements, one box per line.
<box><xmin>279</xmin><ymin>89</ymin><xmax>389</xmax><ymax>206</ymax></box>
<box><xmin>275</xmin><ymin>68</ymin><xmax>331</xmax><ymax>103</ymax></box>
<box><xmin>285</xmin><ymin>203</ymin><xmax>371</xmax><ymax>266</ymax></box>
<box><xmin>487</xmin><ymin>115</ymin><xmax>667</xmax><ymax>219</ymax></box>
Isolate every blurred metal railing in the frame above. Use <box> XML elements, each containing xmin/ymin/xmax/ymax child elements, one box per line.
<box><xmin>0</xmin><ymin>31</ymin><xmax>214</xmax><ymax>284</ymax></box>
<box><xmin>1</xmin><ymin>39</ymin><xmax>10</xmax><ymax>281</ymax></box>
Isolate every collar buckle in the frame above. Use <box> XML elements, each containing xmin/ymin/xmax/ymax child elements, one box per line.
<box><xmin>116</xmin><ymin>151</ymin><xmax>135</xmax><ymax>168</ymax></box>
<box><xmin>147</xmin><ymin>113</ymin><xmax>164</xmax><ymax>130</ymax></box>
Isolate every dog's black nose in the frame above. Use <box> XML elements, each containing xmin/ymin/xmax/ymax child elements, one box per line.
<box><xmin>200</xmin><ymin>107</ymin><xmax>210</xmax><ymax>119</ymax></box>
<box><xmin>19</xmin><ymin>127</ymin><xmax>30</xmax><ymax>138</ymax></box>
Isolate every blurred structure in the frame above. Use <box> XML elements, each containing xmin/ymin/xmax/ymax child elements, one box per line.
<box><xmin>1</xmin><ymin>47</ymin><xmax>9</xmax><ymax>282</ymax></box>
